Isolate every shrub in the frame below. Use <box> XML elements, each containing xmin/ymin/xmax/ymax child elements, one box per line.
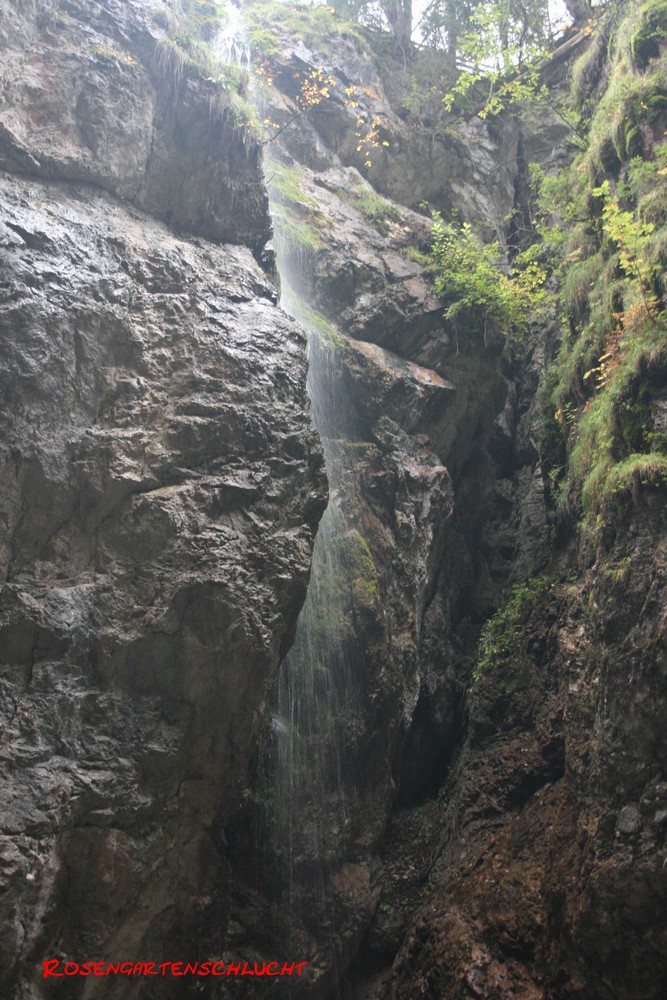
<box><xmin>428</xmin><ymin>216</ymin><xmax>548</xmax><ymax>341</ymax></box>
<box><xmin>473</xmin><ymin>577</ymin><xmax>549</xmax><ymax>683</ymax></box>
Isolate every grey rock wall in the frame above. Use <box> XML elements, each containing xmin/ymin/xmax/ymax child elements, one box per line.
<box><xmin>0</xmin><ymin>4</ymin><xmax>593</xmax><ymax>998</ymax></box>
<box><xmin>382</xmin><ymin>493</ymin><xmax>667</xmax><ymax>1000</ymax></box>
<box><xmin>0</xmin><ymin>0</ymin><xmax>270</xmax><ymax>254</ymax></box>
<box><xmin>220</xmin><ymin>27</ymin><xmax>544</xmax><ymax>995</ymax></box>
<box><xmin>0</xmin><ymin>169</ymin><xmax>325</xmax><ymax>998</ymax></box>
<box><xmin>214</xmin><ymin>17</ymin><xmax>579</xmax><ymax>998</ymax></box>
<box><xmin>0</xmin><ymin>3</ymin><xmax>327</xmax><ymax>996</ymax></box>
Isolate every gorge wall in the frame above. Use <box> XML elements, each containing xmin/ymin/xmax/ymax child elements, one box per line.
<box><xmin>1</xmin><ymin>1</ymin><xmax>666</xmax><ymax>999</ymax></box>
<box><xmin>0</xmin><ymin>2</ymin><xmax>327</xmax><ymax>996</ymax></box>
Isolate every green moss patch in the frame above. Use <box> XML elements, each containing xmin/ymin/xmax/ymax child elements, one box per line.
<box><xmin>473</xmin><ymin>577</ymin><xmax>551</xmax><ymax>684</ymax></box>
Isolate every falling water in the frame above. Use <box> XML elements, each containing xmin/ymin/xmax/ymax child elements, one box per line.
<box><xmin>211</xmin><ymin>2</ymin><xmax>251</xmax><ymax>68</ymax></box>
<box><xmin>214</xmin><ymin>14</ymin><xmax>368</xmax><ymax>994</ymax></box>
<box><xmin>261</xmin><ymin>147</ymin><xmax>374</xmax><ymax>994</ymax></box>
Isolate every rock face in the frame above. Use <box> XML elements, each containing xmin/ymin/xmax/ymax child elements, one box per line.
<box><xmin>227</xmin><ymin>425</ymin><xmax>454</xmax><ymax>996</ymax></box>
<box><xmin>3</xmin><ymin>3</ymin><xmax>665</xmax><ymax>999</ymax></box>
<box><xmin>221</xmin><ymin>11</ymin><xmax>666</xmax><ymax>1000</ymax></box>
<box><xmin>0</xmin><ymin>0</ymin><xmax>270</xmax><ymax>254</ymax></box>
<box><xmin>383</xmin><ymin>496</ymin><xmax>667</xmax><ymax>999</ymax></box>
<box><xmin>219</xmin><ymin>21</ymin><xmax>556</xmax><ymax>998</ymax></box>
<box><xmin>253</xmin><ymin>26</ymin><xmax>542</xmax><ymax>233</ymax></box>
<box><xmin>0</xmin><ymin>3</ymin><xmax>326</xmax><ymax>998</ymax></box>
<box><xmin>0</xmin><ymin>176</ymin><xmax>325</xmax><ymax>995</ymax></box>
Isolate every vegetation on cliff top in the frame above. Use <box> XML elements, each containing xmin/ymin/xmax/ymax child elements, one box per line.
<box><xmin>460</xmin><ymin>0</ymin><xmax>665</xmax><ymax>701</ymax></box>
<box><xmin>152</xmin><ymin>1</ymin><xmax>256</xmax><ymax>126</ymax></box>
<box><xmin>535</xmin><ymin>0</ymin><xmax>667</xmax><ymax>546</ymax></box>
<box><xmin>162</xmin><ymin>0</ymin><xmax>665</xmax><ymax>558</ymax></box>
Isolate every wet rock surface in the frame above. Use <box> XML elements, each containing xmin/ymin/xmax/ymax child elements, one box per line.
<box><xmin>0</xmin><ymin>0</ymin><xmax>270</xmax><ymax>254</ymax></box>
<box><xmin>223</xmin><ymin>17</ymin><xmax>666</xmax><ymax>1000</ymax></box>
<box><xmin>0</xmin><ymin>17</ymin><xmax>326</xmax><ymax>993</ymax></box>
<box><xmin>380</xmin><ymin>496</ymin><xmax>667</xmax><ymax>998</ymax></box>
<box><xmin>255</xmin><ymin>28</ymin><xmax>564</xmax><ymax>232</ymax></box>
<box><xmin>3</xmin><ymin>3</ymin><xmax>665</xmax><ymax>999</ymax></box>
<box><xmin>0</xmin><ymin>169</ymin><xmax>326</xmax><ymax>997</ymax></box>
<box><xmin>220</xmin><ymin>22</ymin><xmax>556</xmax><ymax>999</ymax></box>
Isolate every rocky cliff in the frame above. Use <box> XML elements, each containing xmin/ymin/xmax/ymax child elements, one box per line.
<box><xmin>0</xmin><ymin>2</ymin><xmax>326</xmax><ymax>997</ymax></box>
<box><xmin>1</xmin><ymin>1</ymin><xmax>666</xmax><ymax>999</ymax></box>
<box><xmin>214</xmin><ymin>7</ymin><xmax>571</xmax><ymax>996</ymax></box>
<box><xmin>376</xmin><ymin>3</ymin><xmax>667</xmax><ymax>994</ymax></box>
<box><xmin>221</xmin><ymin>3</ymin><xmax>667</xmax><ymax>998</ymax></box>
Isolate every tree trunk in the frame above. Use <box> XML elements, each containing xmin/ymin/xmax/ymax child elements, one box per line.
<box><xmin>444</xmin><ymin>0</ymin><xmax>458</xmax><ymax>72</ymax></box>
<box><xmin>563</xmin><ymin>0</ymin><xmax>593</xmax><ymax>25</ymax></box>
<box><xmin>382</xmin><ymin>0</ymin><xmax>412</xmax><ymax>49</ymax></box>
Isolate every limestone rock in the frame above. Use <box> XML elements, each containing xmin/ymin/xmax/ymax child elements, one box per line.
<box><xmin>0</xmin><ymin>0</ymin><xmax>270</xmax><ymax>253</ymax></box>
<box><xmin>0</xmin><ymin>172</ymin><xmax>326</xmax><ymax>997</ymax></box>
<box><xmin>382</xmin><ymin>495</ymin><xmax>667</xmax><ymax>999</ymax></box>
<box><xmin>256</xmin><ymin>30</ymin><xmax>563</xmax><ymax>232</ymax></box>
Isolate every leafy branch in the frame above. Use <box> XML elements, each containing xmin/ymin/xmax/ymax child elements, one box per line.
<box><xmin>428</xmin><ymin>215</ymin><xmax>548</xmax><ymax>341</ymax></box>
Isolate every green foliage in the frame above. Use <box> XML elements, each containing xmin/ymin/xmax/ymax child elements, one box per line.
<box><xmin>440</xmin><ymin>0</ymin><xmax>564</xmax><ymax>120</ymax></box>
<box><xmin>153</xmin><ymin>36</ymin><xmax>191</xmax><ymax>83</ymax></box>
<box><xmin>89</xmin><ymin>45</ymin><xmax>139</xmax><ymax>67</ymax></box>
<box><xmin>418</xmin><ymin>813</ymin><xmax>434</xmax><ymax>844</ymax></box>
<box><xmin>266</xmin><ymin>160</ymin><xmax>333</xmax><ymax>255</ymax></box>
<box><xmin>627</xmin><ymin>146</ymin><xmax>667</xmax><ymax>227</ymax></box>
<box><xmin>291</xmin><ymin>507</ymin><xmax>378</xmax><ymax>657</ymax></box>
<box><xmin>397</xmin><ymin>48</ymin><xmax>457</xmax><ymax>123</ymax></box>
<box><xmin>152</xmin><ymin>0</ymin><xmax>251</xmax><ymax>100</ymax></box>
<box><xmin>336</xmin><ymin>179</ymin><xmax>401</xmax><ymax>235</ymax></box>
<box><xmin>549</xmin><ymin>281</ymin><xmax>667</xmax><ymax>523</ymax></box>
<box><xmin>443</xmin><ymin>62</ymin><xmax>548</xmax><ymax>120</ymax></box>
<box><xmin>152</xmin><ymin>5</ymin><xmax>180</xmax><ymax>34</ymax></box>
<box><xmin>268</xmin><ymin>160</ymin><xmax>320</xmax><ymax>210</ymax></box>
<box><xmin>606</xmin><ymin>452</ymin><xmax>667</xmax><ymax>495</ymax></box>
<box><xmin>473</xmin><ymin>577</ymin><xmax>549</xmax><ymax>683</ymax></box>
<box><xmin>245</xmin><ymin>0</ymin><xmax>368</xmax><ymax>58</ymax></box>
<box><xmin>282</xmin><ymin>288</ymin><xmax>345</xmax><ymax>347</ymax></box>
<box><xmin>455</xmin><ymin>0</ymin><xmax>555</xmax><ymax>71</ymax></box>
<box><xmin>404</xmin><ymin>245</ymin><xmax>430</xmax><ymax>266</ymax></box>
<box><xmin>569</xmin><ymin>312</ymin><xmax>667</xmax><ymax>514</ymax></box>
<box><xmin>337</xmin><ymin>530</ymin><xmax>379</xmax><ymax>603</ymax></box>
<box><xmin>155</xmin><ymin>0</ymin><xmax>227</xmax><ymax>51</ymax></box>
<box><xmin>377</xmin><ymin>880</ymin><xmax>397</xmax><ymax>914</ymax></box>
<box><xmin>571</xmin><ymin>17</ymin><xmax>609</xmax><ymax>105</ymax></box>
<box><xmin>271</xmin><ymin>208</ymin><xmax>327</xmax><ymax>253</ymax></box>
<box><xmin>530</xmin><ymin>0</ymin><xmax>667</xmax><ymax>541</ymax></box>
<box><xmin>593</xmin><ymin>179</ymin><xmax>657</xmax><ymax>306</ymax></box>
<box><xmin>630</xmin><ymin>0</ymin><xmax>667</xmax><ymax>69</ymax></box>
<box><xmin>582</xmin><ymin>1</ymin><xmax>667</xmax><ymax>174</ymax></box>
<box><xmin>583</xmin><ymin>453</ymin><xmax>667</xmax><ymax>530</ymax></box>
<box><xmin>428</xmin><ymin>215</ymin><xmax>548</xmax><ymax>339</ymax></box>
<box><xmin>528</xmin><ymin>162</ymin><xmax>580</xmax><ymax>234</ymax></box>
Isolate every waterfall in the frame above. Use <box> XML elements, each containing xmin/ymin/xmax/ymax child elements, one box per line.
<box><xmin>211</xmin><ymin>2</ymin><xmax>251</xmax><ymax>68</ymax></box>
<box><xmin>214</xmin><ymin>15</ymin><xmax>368</xmax><ymax>994</ymax></box>
<box><xmin>261</xmin><ymin>154</ymin><xmax>367</xmax><ymax>1000</ymax></box>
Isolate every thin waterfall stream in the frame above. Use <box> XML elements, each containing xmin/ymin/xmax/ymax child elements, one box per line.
<box><xmin>260</xmin><ymin>123</ymin><xmax>369</xmax><ymax>1000</ymax></box>
<box><xmin>215</xmin><ymin>12</ymin><xmax>371</xmax><ymax>994</ymax></box>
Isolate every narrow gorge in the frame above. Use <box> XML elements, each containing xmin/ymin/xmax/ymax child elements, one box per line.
<box><xmin>0</xmin><ymin>1</ymin><xmax>666</xmax><ymax>999</ymax></box>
